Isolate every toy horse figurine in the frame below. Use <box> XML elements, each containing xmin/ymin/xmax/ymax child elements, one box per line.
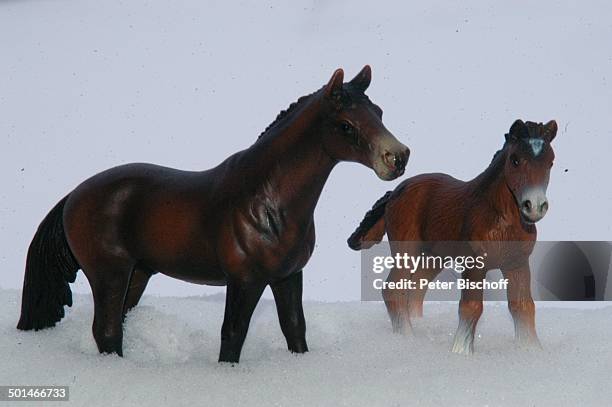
<box><xmin>348</xmin><ymin>119</ymin><xmax>557</xmax><ymax>354</ymax></box>
<box><xmin>18</xmin><ymin>66</ymin><xmax>410</xmax><ymax>363</ymax></box>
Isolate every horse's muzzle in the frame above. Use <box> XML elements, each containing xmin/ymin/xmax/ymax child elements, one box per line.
<box><xmin>382</xmin><ymin>147</ymin><xmax>410</xmax><ymax>178</ymax></box>
<box><xmin>519</xmin><ymin>187</ymin><xmax>549</xmax><ymax>223</ymax></box>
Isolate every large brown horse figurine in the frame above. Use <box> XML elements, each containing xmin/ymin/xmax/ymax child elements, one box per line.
<box><xmin>17</xmin><ymin>66</ymin><xmax>410</xmax><ymax>363</ymax></box>
<box><xmin>348</xmin><ymin>119</ymin><xmax>557</xmax><ymax>354</ymax></box>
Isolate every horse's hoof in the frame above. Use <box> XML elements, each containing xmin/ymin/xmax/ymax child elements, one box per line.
<box><xmin>99</xmin><ymin>349</ymin><xmax>123</xmax><ymax>357</ymax></box>
<box><xmin>391</xmin><ymin>317</ymin><xmax>413</xmax><ymax>336</ymax></box>
<box><xmin>218</xmin><ymin>351</ymin><xmax>240</xmax><ymax>364</ymax></box>
<box><xmin>392</xmin><ymin>325</ymin><xmax>413</xmax><ymax>336</ymax></box>
<box><xmin>451</xmin><ymin>337</ymin><xmax>474</xmax><ymax>355</ymax></box>
<box><xmin>288</xmin><ymin>340</ymin><xmax>309</xmax><ymax>354</ymax></box>
<box><xmin>96</xmin><ymin>338</ymin><xmax>124</xmax><ymax>357</ymax></box>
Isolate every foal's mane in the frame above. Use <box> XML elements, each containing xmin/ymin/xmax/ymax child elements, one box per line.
<box><xmin>490</xmin><ymin>148</ymin><xmax>504</xmax><ymax>165</ymax></box>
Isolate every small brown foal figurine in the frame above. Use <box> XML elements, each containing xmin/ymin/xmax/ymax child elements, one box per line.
<box><xmin>18</xmin><ymin>66</ymin><xmax>410</xmax><ymax>363</ymax></box>
<box><xmin>349</xmin><ymin>119</ymin><xmax>558</xmax><ymax>354</ymax></box>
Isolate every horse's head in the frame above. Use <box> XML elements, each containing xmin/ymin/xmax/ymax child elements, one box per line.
<box><xmin>319</xmin><ymin>66</ymin><xmax>410</xmax><ymax>180</ymax></box>
<box><xmin>503</xmin><ymin>119</ymin><xmax>558</xmax><ymax>224</ymax></box>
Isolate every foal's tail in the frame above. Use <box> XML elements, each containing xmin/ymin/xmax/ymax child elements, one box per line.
<box><xmin>17</xmin><ymin>195</ymin><xmax>79</xmax><ymax>331</ymax></box>
<box><xmin>347</xmin><ymin>191</ymin><xmax>392</xmax><ymax>250</ymax></box>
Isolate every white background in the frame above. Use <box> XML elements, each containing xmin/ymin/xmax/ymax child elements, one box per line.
<box><xmin>1</xmin><ymin>0</ymin><xmax>611</xmax><ymax>301</ymax></box>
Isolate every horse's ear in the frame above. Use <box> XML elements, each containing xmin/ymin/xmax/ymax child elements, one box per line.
<box><xmin>324</xmin><ymin>68</ymin><xmax>344</xmax><ymax>98</ymax></box>
<box><xmin>543</xmin><ymin>120</ymin><xmax>558</xmax><ymax>142</ymax></box>
<box><xmin>349</xmin><ymin>65</ymin><xmax>372</xmax><ymax>92</ymax></box>
<box><xmin>506</xmin><ymin>119</ymin><xmax>528</xmax><ymax>142</ymax></box>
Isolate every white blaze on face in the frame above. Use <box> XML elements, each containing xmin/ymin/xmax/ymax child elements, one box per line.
<box><xmin>528</xmin><ymin>138</ymin><xmax>545</xmax><ymax>156</ymax></box>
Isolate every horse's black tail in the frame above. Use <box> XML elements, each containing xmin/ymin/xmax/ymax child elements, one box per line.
<box><xmin>17</xmin><ymin>195</ymin><xmax>79</xmax><ymax>331</ymax></box>
<box><xmin>347</xmin><ymin>191</ymin><xmax>393</xmax><ymax>251</ymax></box>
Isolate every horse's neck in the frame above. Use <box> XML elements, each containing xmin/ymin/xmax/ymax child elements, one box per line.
<box><xmin>469</xmin><ymin>151</ymin><xmax>516</xmax><ymax>218</ymax></box>
<box><xmin>243</xmin><ymin>95</ymin><xmax>337</xmax><ymax>221</ymax></box>
<box><xmin>267</xmin><ymin>142</ymin><xmax>336</xmax><ymax>219</ymax></box>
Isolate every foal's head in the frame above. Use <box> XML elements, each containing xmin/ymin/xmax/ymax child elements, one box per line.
<box><xmin>319</xmin><ymin>66</ymin><xmax>410</xmax><ymax>180</ymax></box>
<box><xmin>503</xmin><ymin>119</ymin><xmax>558</xmax><ymax>224</ymax></box>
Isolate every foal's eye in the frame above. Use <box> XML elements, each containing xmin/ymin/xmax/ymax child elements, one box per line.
<box><xmin>510</xmin><ymin>155</ymin><xmax>520</xmax><ymax>167</ymax></box>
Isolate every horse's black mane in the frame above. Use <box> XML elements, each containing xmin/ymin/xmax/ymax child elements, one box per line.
<box><xmin>257</xmin><ymin>88</ymin><xmax>321</xmax><ymax>140</ymax></box>
<box><xmin>490</xmin><ymin>148</ymin><xmax>504</xmax><ymax>164</ymax></box>
<box><xmin>256</xmin><ymin>84</ymin><xmax>368</xmax><ymax>140</ymax></box>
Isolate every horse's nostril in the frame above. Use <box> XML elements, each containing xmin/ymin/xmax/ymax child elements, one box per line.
<box><xmin>540</xmin><ymin>201</ymin><xmax>549</xmax><ymax>212</ymax></box>
<box><xmin>523</xmin><ymin>200</ymin><xmax>532</xmax><ymax>211</ymax></box>
<box><xmin>383</xmin><ymin>151</ymin><xmax>407</xmax><ymax>173</ymax></box>
<box><xmin>394</xmin><ymin>153</ymin><xmax>404</xmax><ymax>170</ymax></box>
<box><xmin>383</xmin><ymin>151</ymin><xmax>394</xmax><ymax>168</ymax></box>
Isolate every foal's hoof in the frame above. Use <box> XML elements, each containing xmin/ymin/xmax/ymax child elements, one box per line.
<box><xmin>391</xmin><ymin>318</ymin><xmax>413</xmax><ymax>336</ymax></box>
<box><xmin>451</xmin><ymin>336</ymin><xmax>474</xmax><ymax>355</ymax></box>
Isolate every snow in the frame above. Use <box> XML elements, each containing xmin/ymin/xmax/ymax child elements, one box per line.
<box><xmin>1</xmin><ymin>288</ymin><xmax>611</xmax><ymax>406</ymax></box>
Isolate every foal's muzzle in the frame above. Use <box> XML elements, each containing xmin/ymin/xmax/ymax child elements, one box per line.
<box><xmin>519</xmin><ymin>187</ymin><xmax>549</xmax><ymax>223</ymax></box>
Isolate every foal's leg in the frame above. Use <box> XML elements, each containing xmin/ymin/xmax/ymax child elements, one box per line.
<box><xmin>219</xmin><ymin>280</ymin><xmax>266</xmax><ymax>363</ymax></box>
<box><xmin>406</xmin><ymin>267</ymin><xmax>442</xmax><ymax>318</ymax></box>
<box><xmin>83</xmin><ymin>263</ymin><xmax>132</xmax><ymax>356</ymax></box>
<box><xmin>123</xmin><ymin>265</ymin><xmax>154</xmax><ymax>319</ymax></box>
<box><xmin>271</xmin><ymin>270</ymin><xmax>308</xmax><ymax>353</ymax></box>
<box><xmin>502</xmin><ymin>265</ymin><xmax>540</xmax><ymax>346</ymax></box>
<box><xmin>451</xmin><ymin>269</ymin><xmax>486</xmax><ymax>355</ymax></box>
<box><xmin>383</xmin><ymin>267</ymin><xmax>413</xmax><ymax>335</ymax></box>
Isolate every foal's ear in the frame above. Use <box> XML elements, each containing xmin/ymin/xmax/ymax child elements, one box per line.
<box><xmin>324</xmin><ymin>68</ymin><xmax>344</xmax><ymax>98</ymax></box>
<box><xmin>506</xmin><ymin>119</ymin><xmax>528</xmax><ymax>142</ymax></box>
<box><xmin>543</xmin><ymin>120</ymin><xmax>558</xmax><ymax>142</ymax></box>
<box><xmin>349</xmin><ymin>65</ymin><xmax>372</xmax><ymax>92</ymax></box>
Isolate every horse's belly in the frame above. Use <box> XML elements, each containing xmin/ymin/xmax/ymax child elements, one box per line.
<box><xmin>156</xmin><ymin>264</ymin><xmax>227</xmax><ymax>286</ymax></box>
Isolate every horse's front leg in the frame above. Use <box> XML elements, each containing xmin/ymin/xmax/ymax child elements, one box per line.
<box><xmin>271</xmin><ymin>270</ymin><xmax>308</xmax><ymax>354</ymax></box>
<box><xmin>451</xmin><ymin>269</ymin><xmax>486</xmax><ymax>355</ymax></box>
<box><xmin>502</xmin><ymin>264</ymin><xmax>540</xmax><ymax>347</ymax></box>
<box><xmin>219</xmin><ymin>279</ymin><xmax>266</xmax><ymax>363</ymax></box>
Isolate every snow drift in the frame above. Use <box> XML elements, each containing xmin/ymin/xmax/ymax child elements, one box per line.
<box><xmin>1</xmin><ymin>289</ymin><xmax>611</xmax><ymax>406</ymax></box>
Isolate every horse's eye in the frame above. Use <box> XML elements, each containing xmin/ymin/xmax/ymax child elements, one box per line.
<box><xmin>341</xmin><ymin>122</ymin><xmax>354</xmax><ymax>134</ymax></box>
<box><xmin>340</xmin><ymin>121</ymin><xmax>359</xmax><ymax>146</ymax></box>
<box><xmin>510</xmin><ymin>155</ymin><xmax>520</xmax><ymax>167</ymax></box>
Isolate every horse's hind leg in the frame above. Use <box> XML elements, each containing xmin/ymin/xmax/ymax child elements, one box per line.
<box><xmin>83</xmin><ymin>263</ymin><xmax>132</xmax><ymax>356</ymax></box>
<box><xmin>271</xmin><ymin>270</ymin><xmax>308</xmax><ymax>354</ymax></box>
<box><xmin>123</xmin><ymin>265</ymin><xmax>154</xmax><ymax>318</ymax></box>
<box><xmin>383</xmin><ymin>267</ymin><xmax>413</xmax><ymax>335</ymax></box>
<box><xmin>406</xmin><ymin>267</ymin><xmax>442</xmax><ymax>318</ymax></box>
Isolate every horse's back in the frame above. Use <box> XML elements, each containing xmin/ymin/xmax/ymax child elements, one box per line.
<box><xmin>385</xmin><ymin>173</ymin><xmax>468</xmax><ymax>241</ymax></box>
<box><xmin>62</xmin><ymin>163</ymin><xmax>213</xmax><ymax>272</ymax></box>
